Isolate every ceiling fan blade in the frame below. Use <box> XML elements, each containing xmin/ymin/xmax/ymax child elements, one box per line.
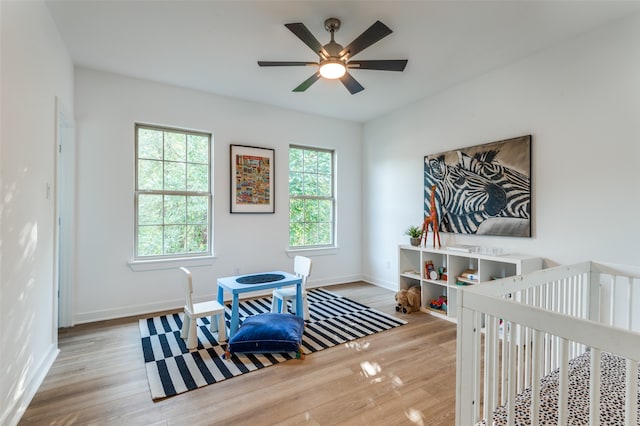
<box><xmin>285</xmin><ymin>23</ymin><xmax>326</xmax><ymax>57</ymax></box>
<box><xmin>258</xmin><ymin>61</ymin><xmax>318</xmax><ymax>67</ymax></box>
<box><xmin>347</xmin><ymin>59</ymin><xmax>408</xmax><ymax>72</ymax></box>
<box><xmin>293</xmin><ymin>73</ymin><xmax>321</xmax><ymax>92</ymax></box>
<box><xmin>339</xmin><ymin>21</ymin><xmax>393</xmax><ymax>60</ymax></box>
<box><xmin>339</xmin><ymin>72</ymin><xmax>365</xmax><ymax>94</ymax></box>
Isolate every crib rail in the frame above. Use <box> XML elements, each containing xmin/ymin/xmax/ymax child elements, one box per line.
<box><xmin>455</xmin><ymin>261</ymin><xmax>640</xmax><ymax>426</ymax></box>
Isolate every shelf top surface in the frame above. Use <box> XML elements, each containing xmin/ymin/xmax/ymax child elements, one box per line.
<box><xmin>399</xmin><ymin>244</ymin><xmax>539</xmax><ymax>262</ymax></box>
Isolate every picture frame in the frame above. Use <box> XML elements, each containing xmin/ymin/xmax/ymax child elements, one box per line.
<box><xmin>230</xmin><ymin>144</ymin><xmax>275</xmax><ymax>213</ymax></box>
<box><xmin>424</xmin><ymin>135</ymin><xmax>532</xmax><ymax>237</ymax></box>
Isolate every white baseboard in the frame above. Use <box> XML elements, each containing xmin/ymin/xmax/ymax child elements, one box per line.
<box><xmin>3</xmin><ymin>345</ymin><xmax>59</xmax><ymax>426</ymax></box>
<box><xmin>361</xmin><ymin>274</ymin><xmax>397</xmax><ymax>291</ymax></box>
<box><xmin>73</xmin><ymin>274</ymin><xmax>366</xmax><ymax>324</ymax></box>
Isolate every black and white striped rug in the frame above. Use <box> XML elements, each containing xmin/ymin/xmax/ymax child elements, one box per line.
<box><xmin>139</xmin><ymin>288</ymin><xmax>406</xmax><ymax>400</ymax></box>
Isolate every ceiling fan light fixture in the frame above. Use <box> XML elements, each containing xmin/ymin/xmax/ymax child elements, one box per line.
<box><xmin>319</xmin><ymin>60</ymin><xmax>346</xmax><ymax>79</ymax></box>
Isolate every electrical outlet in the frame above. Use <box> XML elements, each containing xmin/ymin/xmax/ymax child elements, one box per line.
<box><xmin>233</xmin><ymin>267</ymin><xmax>240</xmax><ymax>275</ymax></box>
<box><xmin>385</xmin><ymin>260</ymin><xmax>391</xmax><ymax>270</ymax></box>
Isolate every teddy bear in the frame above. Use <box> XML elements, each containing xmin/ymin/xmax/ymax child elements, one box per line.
<box><xmin>395</xmin><ymin>286</ymin><xmax>421</xmax><ymax>314</ymax></box>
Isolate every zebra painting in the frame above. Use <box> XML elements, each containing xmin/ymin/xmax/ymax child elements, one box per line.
<box><xmin>424</xmin><ymin>135</ymin><xmax>531</xmax><ymax>237</ymax></box>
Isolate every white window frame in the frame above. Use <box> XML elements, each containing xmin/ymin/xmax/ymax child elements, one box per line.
<box><xmin>134</xmin><ymin>123</ymin><xmax>213</xmax><ymax>261</ymax></box>
<box><xmin>288</xmin><ymin>145</ymin><xmax>336</xmax><ymax>249</ymax></box>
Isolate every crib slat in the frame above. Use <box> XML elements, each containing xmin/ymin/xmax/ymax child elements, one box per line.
<box><xmin>609</xmin><ymin>275</ymin><xmax>616</xmax><ymax>326</ymax></box>
<box><xmin>530</xmin><ymin>329</ymin><xmax>542</xmax><ymax>425</ymax></box>
<box><xmin>472</xmin><ymin>311</ymin><xmax>482</xmax><ymax>422</ymax></box>
<box><xmin>506</xmin><ymin>322</ymin><xmax>517</xmax><ymax>424</ymax></box>
<box><xmin>455</xmin><ymin>305</ymin><xmax>478</xmax><ymax>426</ymax></box>
<box><xmin>589</xmin><ymin>349</ymin><xmax>602</xmax><ymax>426</ymax></box>
<box><xmin>625</xmin><ymin>359</ymin><xmax>638</xmax><ymax>426</ymax></box>
<box><xmin>626</xmin><ymin>277</ymin><xmax>633</xmax><ymax>331</ymax></box>
<box><xmin>517</xmin><ymin>323</ymin><xmax>524</xmax><ymax>392</ymax></box>
<box><xmin>501</xmin><ymin>322</ymin><xmax>508</xmax><ymax>405</ymax></box>
<box><xmin>483</xmin><ymin>315</ymin><xmax>497</xmax><ymax>426</ymax></box>
<box><xmin>558</xmin><ymin>338</ymin><xmax>569</xmax><ymax>425</ymax></box>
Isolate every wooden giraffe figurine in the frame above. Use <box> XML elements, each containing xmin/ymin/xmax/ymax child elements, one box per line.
<box><xmin>421</xmin><ymin>184</ymin><xmax>441</xmax><ymax>248</ymax></box>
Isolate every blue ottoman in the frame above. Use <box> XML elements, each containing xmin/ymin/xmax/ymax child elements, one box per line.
<box><xmin>224</xmin><ymin>313</ymin><xmax>305</xmax><ymax>359</ymax></box>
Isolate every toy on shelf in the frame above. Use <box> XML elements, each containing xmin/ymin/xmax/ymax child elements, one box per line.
<box><xmin>429</xmin><ymin>296</ymin><xmax>447</xmax><ymax>311</ymax></box>
<box><xmin>424</xmin><ymin>260</ymin><xmax>436</xmax><ymax>279</ymax></box>
<box><xmin>421</xmin><ymin>184</ymin><xmax>441</xmax><ymax>248</ymax></box>
<box><xmin>395</xmin><ymin>286</ymin><xmax>421</xmax><ymax>314</ymax></box>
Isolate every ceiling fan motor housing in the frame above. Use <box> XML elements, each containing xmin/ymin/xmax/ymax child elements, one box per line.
<box><xmin>323</xmin><ymin>18</ymin><xmax>343</xmax><ymax>57</ymax></box>
<box><xmin>324</xmin><ymin>18</ymin><xmax>341</xmax><ymax>33</ymax></box>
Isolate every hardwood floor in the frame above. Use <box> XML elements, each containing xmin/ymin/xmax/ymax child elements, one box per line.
<box><xmin>20</xmin><ymin>282</ymin><xmax>458</xmax><ymax>426</ymax></box>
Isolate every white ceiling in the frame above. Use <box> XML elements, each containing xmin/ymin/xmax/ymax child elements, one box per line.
<box><xmin>46</xmin><ymin>1</ymin><xmax>640</xmax><ymax>123</ymax></box>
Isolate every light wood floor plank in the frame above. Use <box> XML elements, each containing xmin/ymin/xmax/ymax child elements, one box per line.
<box><xmin>20</xmin><ymin>282</ymin><xmax>457</xmax><ymax>425</ymax></box>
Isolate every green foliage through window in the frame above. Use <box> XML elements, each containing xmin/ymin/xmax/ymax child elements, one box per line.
<box><xmin>289</xmin><ymin>146</ymin><xmax>334</xmax><ymax>247</ymax></box>
<box><xmin>135</xmin><ymin>124</ymin><xmax>211</xmax><ymax>258</ymax></box>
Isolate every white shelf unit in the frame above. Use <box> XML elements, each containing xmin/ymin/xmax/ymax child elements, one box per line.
<box><xmin>398</xmin><ymin>245</ymin><xmax>542</xmax><ymax>322</ymax></box>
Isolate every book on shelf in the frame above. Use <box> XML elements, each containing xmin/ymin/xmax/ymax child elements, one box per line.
<box><xmin>456</xmin><ymin>276</ymin><xmax>478</xmax><ymax>285</ymax></box>
<box><xmin>457</xmin><ymin>269</ymin><xmax>479</xmax><ymax>285</ymax></box>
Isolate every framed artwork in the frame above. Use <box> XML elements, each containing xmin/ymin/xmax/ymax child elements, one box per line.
<box><xmin>230</xmin><ymin>145</ymin><xmax>275</xmax><ymax>213</ymax></box>
<box><xmin>424</xmin><ymin>135</ymin><xmax>531</xmax><ymax>237</ymax></box>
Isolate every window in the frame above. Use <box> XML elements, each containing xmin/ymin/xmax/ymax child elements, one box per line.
<box><xmin>135</xmin><ymin>124</ymin><xmax>211</xmax><ymax>259</ymax></box>
<box><xmin>289</xmin><ymin>146</ymin><xmax>334</xmax><ymax>247</ymax></box>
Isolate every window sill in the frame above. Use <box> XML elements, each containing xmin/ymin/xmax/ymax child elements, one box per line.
<box><xmin>285</xmin><ymin>246</ymin><xmax>339</xmax><ymax>257</ymax></box>
<box><xmin>128</xmin><ymin>255</ymin><xmax>216</xmax><ymax>272</ymax></box>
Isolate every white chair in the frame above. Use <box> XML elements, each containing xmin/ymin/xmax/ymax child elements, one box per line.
<box><xmin>270</xmin><ymin>256</ymin><xmax>312</xmax><ymax>320</ymax></box>
<box><xmin>179</xmin><ymin>267</ymin><xmax>226</xmax><ymax>349</ymax></box>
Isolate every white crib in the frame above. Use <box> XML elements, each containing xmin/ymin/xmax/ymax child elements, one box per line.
<box><xmin>455</xmin><ymin>261</ymin><xmax>640</xmax><ymax>425</ymax></box>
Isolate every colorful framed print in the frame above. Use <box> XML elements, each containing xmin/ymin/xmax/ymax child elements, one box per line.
<box><xmin>230</xmin><ymin>145</ymin><xmax>274</xmax><ymax>213</ymax></box>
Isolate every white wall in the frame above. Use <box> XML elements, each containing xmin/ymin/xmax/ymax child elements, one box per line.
<box><xmin>74</xmin><ymin>69</ymin><xmax>362</xmax><ymax>323</ymax></box>
<box><xmin>363</xmin><ymin>13</ymin><xmax>640</xmax><ymax>289</ymax></box>
<box><xmin>0</xmin><ymin>1</ymin><xmax>75</xmax><ymax>425</ymax></box>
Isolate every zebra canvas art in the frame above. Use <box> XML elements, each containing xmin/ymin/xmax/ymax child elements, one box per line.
<box><xmin>424</xmin><ymin>135</ymin><xmax>531</xmax><ymax>237</ymax></box>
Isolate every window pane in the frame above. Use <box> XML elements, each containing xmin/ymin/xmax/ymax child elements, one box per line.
<box><xmin>317</xmin><ymin>151</ymin><xmax>331</xmax><ymax>174</ymax></box>
<box><xmin>303</xmin><ymin>173</ymin><xmax>318</xmax><ymax>196</ymax></box>
<box><xmin>318</xmin><ymin>199</ymin><xmax>332</xmax><ymax>222</ymax></box>
<box><xmin>289</xmin><ymin>171</ymin><xmax>303</xmax><ymax>196</ymax></box>
<box><xmin>290</xmin><ymin>198</ymin><xmax>304</xmax><ymax>222</ymax></box>
<box><xmin>138</xmin><ymin>225</ymin><xmax>163</xmax><ymax>256</ymax></box>
<box><xmin>303</xmin><ymin>150</ymin><xmax>317</xmax><ymax>173</ymax></box>
<box><xmin>318</xmin><ymin>222</ymin><xmax>332</xmax><ymax>244</ymax></box>
<box><xmin>164</xmin><ymin>225</ymin><xmax>186</xmax><ymax>254</ymax></box>
<box><xmin>317</xmin><ymin>173</ymin><xmax>331</xmax><ymax>197</ymax></box>
<box><xmin>164</xmin><ymin>132</ymin><xmax>186</xmax><ymax>162</ymax></box>
<box><xmin>289</xmin><ymin>222</ymin><xmax>304</xmax><ymax>246</ymax></box>
<box><xmin>303</xmin><ymin>222</ymin><xmax>318</xmax><ymax>245</ymax></box>
<box><xmin>289</xmin><ymin>148</ymin><xmax>303</xmax><ymax>172</ymax></box>
<box><xmin>164</xmin><ymin>161</ymin><xmax>186</xmax><ymax>191</ymax></box>
<box><xmin>138</xmin><ymin>159</ymin><xmax>163</xmax><ymax>190</ymax></box>
<box><xmin>187</xmin><ymin>163</ymin><xmax>208</xmax><ymax>192</ymax></box>
<box><xmin>304</xmin><ymin>199</ymin><xmax>319</xmax><ymax>222</ymax></box>
<box><xmin>187</xmin><ymin>196</ymin><xmax>208</xmax><ymax>224</ymax></box>
<box><xmin>138</xmin><ymin>194</ymin><xmax>163</xmax><ymax>225</ymax></box>
<box><xmin>186</xmin><ymin>225</ymin><xmax>208</xmax><ymax>253</ymax></box>
<box><xmin>187</xmin><ymin>134</ymin><xmax>209</xmax><ymax>164</ymax></box>
<box><xmin>138</xmin><ymin>128</ymin><xmax>163</xmax><ymax>160</ymax></box>
<box><xmin>164</xmin><ymin>195</ymin><xmax>186</xmax><ymax>225</ymax></box>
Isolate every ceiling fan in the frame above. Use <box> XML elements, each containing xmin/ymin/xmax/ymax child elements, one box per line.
<box><xmin>258</xmin><ymin>18</ymin><xmax>408</xmax><ymax>94</ymax></box>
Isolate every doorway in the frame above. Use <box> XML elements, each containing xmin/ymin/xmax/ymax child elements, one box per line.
<box><xmin>55</xmin><ymin>97</ymin><xmax>75</xmax><ymax>328</ymax></box>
